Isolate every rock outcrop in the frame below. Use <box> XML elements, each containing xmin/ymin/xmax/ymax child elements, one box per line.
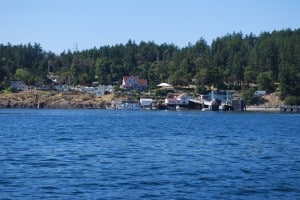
<box><xmin>0</xmin><ymin>91</ymin><xmax>114</xmax><ymax>109</ymax></box>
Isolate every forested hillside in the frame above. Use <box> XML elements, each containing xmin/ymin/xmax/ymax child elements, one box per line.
<box><xmin>1</xmin><ymin>29</ymin><xmax>299</xmax><ymax>103</ymax></box>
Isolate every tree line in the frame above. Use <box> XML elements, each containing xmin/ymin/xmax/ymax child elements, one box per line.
<box><xmin>0</xmin><ymin>28</ymin><xmax>299</xmax><ymax>104</ymax></box>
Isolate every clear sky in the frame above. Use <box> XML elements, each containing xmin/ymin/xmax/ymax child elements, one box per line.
<box><xmin>1</xmin><ymin>0</ymin><xmax>299</xmax><ymax>54</ymax></box>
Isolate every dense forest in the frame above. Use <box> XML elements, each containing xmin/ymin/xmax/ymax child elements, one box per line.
<box><xmin>0</xmin><ymin>29</ymin><xmax>300</xmax><ymax>104</ymax></box>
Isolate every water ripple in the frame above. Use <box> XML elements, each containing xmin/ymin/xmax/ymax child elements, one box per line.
<box><xmin>0</xmin><ymin>109</ymin><xmax>299</xmax><ymax>199</ymax></box>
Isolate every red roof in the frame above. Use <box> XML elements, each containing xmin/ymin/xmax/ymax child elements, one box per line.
<box><xmin>138</xmin><ymin>78</ymin><xmax>147</xmax><ymax>86</ymax></box>
<box><xmin>123</xmin><ymin>76</ymin><xmax>131</xmax><ymax>82</ymax></box>
<box><xmin>123</xmin><ymin>76</ymin><xmax>147</xmax><ymax>86</ymax></box>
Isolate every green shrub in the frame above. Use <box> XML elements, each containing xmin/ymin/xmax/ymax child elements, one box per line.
<box><xmin>284</xmin><ymin>96</ymin><xmax>300</xmax><ymax>105</ymax></box>
<box><xmin>241</xmin><ymin>88</ymin><xmax>257</xmax><ymax>105</ymax></box>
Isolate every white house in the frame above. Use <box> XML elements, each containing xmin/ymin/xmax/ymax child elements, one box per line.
<box><xmin>94</xmin><ymin>85</ymin><xmax>114</xmax><ymax>96</ymax></box>
<box><xmin>55</xmin><ymin>84</ymin><xmax>70</xmax><ymax>92</ymax></box>
<box><xmin>80</xmin><ymin>86</ymin><xmax>95</xmax><ymax>93</ymax></box>
<box><xmin>10</xmin><ymin>81</ymin><xmax>28</xmax><ymax>91</ymax></box>
<box><xmin>200</xmin><ymin>90</ymin><xmax>232</xmax><ymax>105</ymax></box>
<box><xmin>140</xmin><ymin>98</ymin><xmax>153</xmax><ymax>108</ymax></box>
<box><xmin>165</xmin><ymin>94</ymin><xmax>189</xmax><ymax>105</ymax></box>
<box><xmin>47</xmin><ymin>74</ymin><xmax>59</xmax><ymax>83</ymax></box>
<box><xmin>255</xmin><ymin>90</ymin><xmax>267</xmax><ymax>96</ymax></box>
<box><xmin>121</xmin><ymin>75</ymin><xmax>148</xmax><ymax>91</ymax></box>
<box><xmin>79</xmin><ymin>85</ymin><xmax>114</xmax><ymax>96</ymax></box>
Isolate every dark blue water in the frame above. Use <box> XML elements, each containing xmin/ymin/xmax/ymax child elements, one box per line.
<box><xmin>0</xmin><ymin>109</ymin><xmax>299</xmax><ymax>199</ymax></box>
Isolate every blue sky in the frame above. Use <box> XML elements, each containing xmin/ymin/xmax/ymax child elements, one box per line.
<box><xmin>1</xmin><ymin>0</ymin><xmax>299</xmax><ymax>54</ymax></box>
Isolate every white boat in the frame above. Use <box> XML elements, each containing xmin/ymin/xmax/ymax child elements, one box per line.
<box><xmin>116</xmin><ymin>101</ymin><xmax>141</xmax><ymax>110</ymax></box>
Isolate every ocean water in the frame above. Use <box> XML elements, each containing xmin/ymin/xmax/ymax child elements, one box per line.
<box><xmin>0</xmin><ymin>109</ymin><xmax>299</xmax><ymax>199</ymax></box>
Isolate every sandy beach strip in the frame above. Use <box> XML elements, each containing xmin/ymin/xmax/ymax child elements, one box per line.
<box><xmin>246</xmin><ymin>106</ymin><xmax>280</xmax><ymax>112</ymax></box>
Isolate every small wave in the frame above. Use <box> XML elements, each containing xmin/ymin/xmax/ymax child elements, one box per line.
<box><xmin>39</xmin><ymin>186</ymin><xmax>60</xmax><ymax>190</ymax></box>
<box><xmin>234</xmin><ymin>188</ymin><xmax>269</xmax><ymax>196</ymax></box>
<box><xmin>240</xmin><ymin>168</ymin><xmax>251</xmax><ymax>174</ymax></box>
<box><xmin>78</xmin><ymin>153</ymin><xmax>98</xmax><ymax>159</ymax></box>
<box><xmin>0</xmin><ymin>179</ymin><xmax>12</xmax><ymax>185</ymax></box>
<box><xmin>139</xmin><ymin>180</ymin><xmax>164</xmax><ymax>186</ymax></box>
<box><xmin>56</xmin><ymin>137</ymin><xmax>74</xmax><ymax>141</ymax></box>
<box><xmin>198</xmin><ymin>176</ymin><xmax>218</xmax><ymax>182</ymax></box>
<box><xmin>74</xmin><ymin>182</ymin><xmax>101</xmax><ymax>188</ymax></box>
<box><xmin>139</xmin><ymin>193</ymin><xmax>161</xmax><ymax>199</ymax></box>
<box><xmin>259</xmin><ymin>155</ymin><xmax>274</xmax><ymax>160</ymax></box>
<box><xmin>272</xmin><ymin>185</ymin><xmax>296</xmax><ymax>192</ymax></box>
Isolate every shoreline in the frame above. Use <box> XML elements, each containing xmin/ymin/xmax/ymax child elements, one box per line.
<box><xmin>1</xmin><ymin>91</ymin><xmax>296</xmax><ymax>112</ymax></box>
<box><xmin>0</xmin><ymin>90</ymin><xmax>113</xmax><ymax>109</ymax></box>
<box><xmin>246</xmin><ymin>106</ymin><xmax>281</xmax><ymax>112</ymax></box>
<box><xmin>0</xmin><ymin>106</ymin><xmax>284</xmax><ymax>112</ymax></box>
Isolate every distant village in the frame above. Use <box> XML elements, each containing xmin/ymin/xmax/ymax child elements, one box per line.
<box><xmin>9</xmin><ymin>74</ymin><xmax>297</xmax><ymax>112</ymax></box>
<box><xmin>9</xmin><ymin>74</ymin><xmax>252</xmax><ymax>111</ymax></box>
<box><xmin>2</xmin><ymin>29</ymin><xmax>299</xmax><ymax>112</ymax></box>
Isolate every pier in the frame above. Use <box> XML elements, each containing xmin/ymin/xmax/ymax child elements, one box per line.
<box><xmin>280</xmin><ymin>105</ymin><xmax>300</xmax><ymax>113</ymax></box>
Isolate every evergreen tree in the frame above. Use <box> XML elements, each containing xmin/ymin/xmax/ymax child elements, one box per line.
<box><xmin>0</xmin><ymin>28</ymin><xmax>299</xmax><ymax>103</ymax></box>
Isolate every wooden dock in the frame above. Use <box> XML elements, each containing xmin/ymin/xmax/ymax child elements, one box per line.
<box><xmin>280</xmin><ymin>105</ymin><xmax>300</xmax><ymax>113</ymax></box>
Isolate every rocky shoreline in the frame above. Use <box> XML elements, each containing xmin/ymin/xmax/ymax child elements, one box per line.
<box><xmin>0</xmin><ymin>91</ymin><xmax>113</xmax><ymax>109</ymax></box>
<box><xmin>245</xmin><ymin>106</ymin><xmax>280</xmax><ymax>112</ymax></box>
<box><xmin>1</xmin><ymin>91</ymin><xmax>286</xmax><ymax>112</ymax></box>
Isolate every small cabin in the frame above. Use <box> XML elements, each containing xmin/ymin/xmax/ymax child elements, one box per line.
<box><xmin>140</xmin><ymin>98</ymin><xmax>153</xmax><ymax>108</ymax></box>
<box><xmin>165</xmin><ymin>94</ymin><xmax>189</xmax><ymax>105</ymax></box>
<box><xmin>121</xmin><ymin>76</ymin><xmax>148</xmax><ymax>91</ymax></box>
<box><xmin>255</xmin><ymin>91</ymin><xmax>267</xmax><ymax>96</ymax></box>
<box><xmin>10</xmin><ymin>81</ymin><xmax>28</xmax><ymax>91</ymax></box>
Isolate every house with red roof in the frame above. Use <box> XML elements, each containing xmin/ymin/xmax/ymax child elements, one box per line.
<box><xmin>121</xmin><ymin>75</ymin><xmax>148</xmax><ymax>91</ymax></box>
